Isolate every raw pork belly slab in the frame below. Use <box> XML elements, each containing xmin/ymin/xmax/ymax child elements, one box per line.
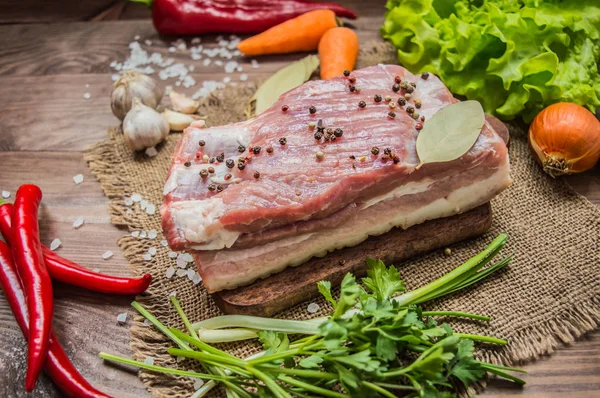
<box><xmin>161</xmin><ymin>64</ymin><xmax>511</xmax><ymax>293</ymax></box>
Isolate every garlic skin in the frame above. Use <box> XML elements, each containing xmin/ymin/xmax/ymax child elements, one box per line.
<box><xmin>123</xmin><ymin>98</ymin><xmax>169</xmax><ymax>151</ymax></box>
<box><xmin>169</xmin><ymin>91</ymin><xmax>200</xmax><ymax>114</ymax></box>
<box><xmin>111</xmin><ymin>71</ymin><xmax>163</xmax><ymax>120</ymax></box>
<box><xmin>163</xmin><ymin>109</ymin><xmax>204</xmax><ymax>131</ymax></box>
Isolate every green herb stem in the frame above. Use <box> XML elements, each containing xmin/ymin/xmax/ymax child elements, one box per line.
<box><xmin>456</xmin><ymin>333</ymin><xmax>507</xmax><ymax>345</ymax></box>
<box><xmin>197</xmin><ymin>328</ymin><xmax>259</xmax><ymax>343</ymax></box>
<box><xmin>362</xmin><ymin>381</ymin><xmax>397</xmax><ymax>398</ymax></box>
<box><xmin>251</xmin><ymin>367</ymin><xmax>292</xmax><ymax>398</ymax></box>
<box><xmin>421</xmin><ymin>311</ymin><xmax>490</xmax><ymax>321</ymax></box>
<box><xmin>132</xmin><ymin>301</ymin><xmax>189</xmax><ymax>350</ymax></box>
<box><xmin>258</xmin><ymin>365</ymin><xmax>338</xmax><ymax>381</ymax></box>
<box><xmin>277</xmin><ymin>375</ymin><xmax>346</xmax><ymax>398</ymax></box>
<box><xmin>193</xmin><ymin>315</ymin><xmax>321</xmax><ymax>335</ymax></box>
<box><xmin>171</xmin><ymin>296</ymin><xmax>199</xmax><ymax>339</ymax></box>
<box><xmin>168</xmin><ymin>348</ymin><xmax>251</xmax><ymax>374</ymax></box>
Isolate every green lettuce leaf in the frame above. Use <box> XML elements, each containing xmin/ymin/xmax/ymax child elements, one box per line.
<box><xmin>381</xmin><ymin>0</ymin><xmax>600</xmax><ymax>121</ymax></box>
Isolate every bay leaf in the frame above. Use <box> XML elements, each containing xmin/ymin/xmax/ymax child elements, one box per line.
<box><xmin>249</xmin><ymin>55</ymin><xmax>320</xmax><ymax>116</ymax></box>
<box><xmin>416</xmin><ymin>100</ymin><xmax>485</xmax><ymax>168</ymax></box>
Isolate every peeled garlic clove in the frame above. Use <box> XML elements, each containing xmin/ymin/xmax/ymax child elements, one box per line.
<box><xmin>123</xmin><ymin>98</ymin><xmax>169</xmax><ymax>151</ymax></box>
<box><xmin>111</xmin><ymin>71</ymin><xmax>163</xmax><ymax>121</ymax></box>
<box><xmin>169</xmin><ymin>91</ymin><xmax>200</xmax><ymax>114</ymax></box>
<box><xmin>162</xmin><ymin>109</ymin><xmax>203</xmax><ymax>131</ymax></box>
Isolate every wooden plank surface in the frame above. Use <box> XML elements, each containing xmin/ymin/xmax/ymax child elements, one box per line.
<box><xmin>0</xmin><ymin>0</ymin><xmax>598</xmax><ymax>396</ymax></box>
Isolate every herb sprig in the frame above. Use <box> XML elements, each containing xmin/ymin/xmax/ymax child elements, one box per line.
<box><xmin>100</xmin><ymin>234</ymin><xmax>525</xmax><ymax>397</ymax></box>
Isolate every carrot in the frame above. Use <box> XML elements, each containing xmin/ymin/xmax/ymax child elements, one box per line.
<box><xmin>237</xmin><ymin>10</ymin><xmax>339</xmax><ymax>56</ymax></box>
<box><xmin>318</xmin><ymin>27</ymin><xmax>359</xmax><ymax>80</ymax></box>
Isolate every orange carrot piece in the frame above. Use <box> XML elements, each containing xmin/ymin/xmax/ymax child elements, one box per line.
<box><xmin>318</xmin><ymin>27</ymin><xmax>359</xmax><ymax>80</ymax></box>
<box><xmin>238</xmin><ymin>10</ymin><xmax>338</xmax><ymax>56</ymax></box>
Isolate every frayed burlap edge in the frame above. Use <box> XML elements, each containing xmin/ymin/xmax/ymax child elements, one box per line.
<box><xmin>84</xmin><ymin>41</ymin><xmax>600</xmax><ymax>397</ymax></box>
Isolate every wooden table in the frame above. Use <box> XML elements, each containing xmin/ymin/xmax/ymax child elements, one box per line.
<box><xmin>0</xmin><ymin>1</ymin><xmax>599</xmax><ymax>397</ymax></box>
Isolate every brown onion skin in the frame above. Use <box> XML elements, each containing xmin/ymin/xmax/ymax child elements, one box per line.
<box><xmin>528</xmin><ymin>102</ymin><xmax>600</xmax><ymax>177</ymax></box>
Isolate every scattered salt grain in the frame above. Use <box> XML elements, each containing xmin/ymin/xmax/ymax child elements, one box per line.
<box><xmin>72</xmin><ymin>217</ymin><xmax>85</xmax><ymax>229</ymax></box>
<box><xmin>134</xmin><ymin>35</ymin><xmax>140</xmax><ymax>40</ymax></box>
<box><xmin>139</xmin><ymin>231</ymin><xmax>148</xmax><ymax>239</ymax></box>
<box><xmin>202</xmin><ymin>59</ymin><xmax>211</xmax><ymax>66</ymax></box>
<box><xmin>240</xmin><ymin>74</ymin><xmax>248</xmax><ymax>82</ymax></box>
<box><xmin>50</xmin><ymin>239</ymin><xmax>62</xmax><ymax>251</ymax></box>
<box><xmin>176</xmin><ymin>256</ymin><xmax>188</xmax><ymax>269</ymax></box>
<box><xmin>140</xmin><ymin>199</ymin><xmax>148</xmax><ymax>210</ymax></box>
<box><xmin>145</xmin><ymin>147</ymin><xmax>158</xmax><ymax>157</ymax></box>
<box><xmin>165</xmin><ymin>266</ymin><xmax>176</xmax><ymax>279</ymax></box>
<box><xmin>124</xmin><ymin>197</ymin><xmax>134</xmax><ymax>206</ymax></box>
<box><xmin>194</xmin><ymin>380</ymin><xmax>205</xmax><ymax>390</ymax></box>
<box><xmin>142</xmin><ymin>253</ymin><xmax>152</xmax><ymax>261</ymax></box>
<box><xmin>191</xmin><ymin>37</ymin><xmax>201</xmax><ymax>45</ymax></box>
<box><xmin>168</xmin><ymin>46</ymin><xmax>176</xmax><ymax>53</ymax></box>
<box><xmin>251</xmin><ymin>59</ymin><xmax>259</xmax><ymax>69</ymax></box>
<box><xmin>169</xmin><ymin>291</ymin><xmax>177</xmax><ymax>297</ymax></box>
<box><xmin>146</xmin><ymin>204</ymin><xmax>156</xmax><ymax>215</ymax></box>
<box><xmin>131</xmin><ymin>231</ymin><xmax>140</xmax><ymax>238</ymax></box>
<box><xmin>215</xmin><ymin>60</ymin><xmax>223</xmax><ymax>66</ymax></box>
<box><xmin>181</xmin><ymin>253</ymin><xmax>194</xmax><ymax>263</ymax></box>
<box><xmin>102</xmin><ymin>251</ymin><xmax>114</xmax><ymax>260</ymax></box>
<box><xmin>85</xmin><ymin>83</ymin><xmax>89</xmax><ymax>88</ymax></box>
<box><xmin>145</xmin><ymin>39</ymin><xmax>153</xmax><ymax>46</ymax></box>
<box><xmin>236</xmin><ymin>66</ymin><xmax>243</xmax><ymax>72</ymax></box>
<box><xmin>161</xmin><ymin>239</ymin><xmax>168</xmax><ymax>247</ymax></box>
<box><xmin>92</xmin><ymin>268</ymin><xmax>101</xmax><ymax>273</ymax></box>
<box><xmin>116</xmin><ymin>312</ymin><xmax>128</xmax><ymax>324</ymax></box>
<box><xmin>165</xmin><ymin>85</ymin><xmax>173</xmax><ymax>94</ymax></box>
<box><xmin>131</xmin><ymin>193</ymin><xmax>142</xmax><ymax>202</ymax></box>
<box><xmin>176</xmin><ymin>269</ymin><xmax>187</xmax><ymax>277</ymax></box>
<box><xmin>176</xmin><ymin>355</ymin><xmax>185</xmax><ymax>363</ymax></box>
<box><xmin>168</xmin><ymin>251</ymin><xmax>178</xmax><ymax>259</ymax></box>
<box><xmin>188</xmin><ymin>65</ymin><xmax>195</xmax><ymax>72</ymax></box>
<box><xmin>144</xmin><ymin>356</ymin><xmax>155</xmax><ymax>366</ymax></box>
<box><xmin>192</xmin><ymin>273</ymin><xmax>202</xmax><ymax>285</ymax></box>
<box><xmin>148</xmin><ymin>247</ymin><xmax>157</xmax><ymax>256</ymax></box>
<box><xmin>224</xmin><ymin>61</ymin><xmax>238</xmax><ymax>73</ymax></box>
<box><xmin>1</xmin><ymin>191</ymin><xmax>9</xmax><ymax>199</ymax></box>
<box><xmin>112</xmin><ymin>74</ymin><xmax>120</xmax><ymax>82</ymax></box>
<box><xmin>187</xmin><ymin>269</ymin><xmax>196</xmax><ymax>281</ymax></box>
<box><xmin>144</xmin><ymin>319</ymin><xmax>151</xmax><ymax>326</ymax></box>
<box><xmin>148</xmin><ymin>229</ymin><xmax>158</xmax><ymax>239</ymax></box>
<box><xmin>307</xmin><ymin>303</ymin><xmax>320</xmax><ymax>314</ymax></box>
<box><xmin>223</xmin><ymin>77</ymin><xmax>231</xmax><ymax>84</ymax></box>
<box><xmin>83</xmin><ymin>92</ymin><xmax>91</xmax><ymax>100</ymax></box>
<box><xmin>175</xmin><ymin>81</ymin><xmax>181</xmax><ymax>87</ymax></box>
<box><xmin>126</xmin><ymin>209</ymin><xmax>133</xmax><ymax>214</ymax></box>
<box><xmin>73</xmin><ymin>174</ymin><xmax>84</xmax><ymax>184</ymax></box>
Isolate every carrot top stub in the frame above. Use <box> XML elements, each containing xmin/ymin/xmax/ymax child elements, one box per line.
<box><xmin>237</xmin><ymin>9</ymin><xmax>339</xmax><ymax>56</ymax></box>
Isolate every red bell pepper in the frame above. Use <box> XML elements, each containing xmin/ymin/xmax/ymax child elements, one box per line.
<box><xmin>138</xmin><ymin>0</ymin><xmax>358</xmax><ymax>36</ymax></box>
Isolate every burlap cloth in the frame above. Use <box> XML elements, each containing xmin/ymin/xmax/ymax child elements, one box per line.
<box><xmin>85</xmin><ymin>43</ymin><xmax>600</xmax><ymax>397</ymax></box>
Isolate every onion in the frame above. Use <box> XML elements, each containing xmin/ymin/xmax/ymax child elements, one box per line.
<box><xmin>529</xmin><ymin>103</ymin><xmax>600</xmax><ymax>177</ymax></box>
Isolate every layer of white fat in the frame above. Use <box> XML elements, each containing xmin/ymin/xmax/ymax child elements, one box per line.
<box><xmin>199</xmin><ymin>161</ymin><xmax>511</xmax><ymax>291</ymax></box>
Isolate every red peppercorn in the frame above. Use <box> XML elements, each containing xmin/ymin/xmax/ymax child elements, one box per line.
<box><xmin>420</xmin><ymin>115</ymin><xmax>425</xmax><ymax>122</ymax></box>
<box><xmin>416</xmin><ymin>123</ymin><xmax>423</xmax><ymax>131</ymax></box>
<box><xmin>394</xmin><ymin>76</ymin><xmax>401</xmax><ymax>84</ymax></box>
<box><xmin>282</xmin><ymin>105</ymin><xmax>289</xmax><ymax>112</ymax></box>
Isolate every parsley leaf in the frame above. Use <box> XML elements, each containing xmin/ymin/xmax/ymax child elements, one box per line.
<box><xmin>449</xmin><ymin>339</ymin><xmax>486</xmax><ymax>386</ymax></box>
<box><xmin>362</xmin><ymin>258</ymin><xmax>405</xmax><ymax>301</ymax></box>
<box><xmin>317</xmin><ymin>280</ymin><xmax>337</xmax><ymax>309</ymax></box>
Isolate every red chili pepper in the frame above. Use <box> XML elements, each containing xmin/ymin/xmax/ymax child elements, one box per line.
<box><xmin>0</xmin><ymin>241</ymin><xmax>111</xmax><ymax>398</ymax></box>
<box><xmin>11</xmin><ymin>184</ymin><xmax>54</xmax><ymax>391</ymax></box>
<box><xmin>0</xmin><ymin>203</ymin><xmax>152</xmax><ymax>295</ymax></box>
<box><xmin>142</xmin><ymin>0</ymin><xmax>357</xmax><ymax>36</ymax></box>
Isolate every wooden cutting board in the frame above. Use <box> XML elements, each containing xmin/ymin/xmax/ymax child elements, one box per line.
<box><xmin>214</xmin><ymin>203</ymin><xmax>492</xmax><ymax>316</ymax></box>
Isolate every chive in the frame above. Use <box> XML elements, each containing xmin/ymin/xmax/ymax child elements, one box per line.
<box><xmin>170</xmin><ymin>296</ymin><xmax>199</xmax><ymax>339</ymax></box>
<box><xmin>277</xmin><ymin>375</ymin><xmax>345</xmax><ymax>398</ymax></box>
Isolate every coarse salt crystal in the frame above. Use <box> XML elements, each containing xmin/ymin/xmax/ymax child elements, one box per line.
<box><xmin>161</xmin><ymin>239</ymin><xmax>168</xmax><ymax>247</ymax></box>
<box><xmin>240</xmin><ymin>74</ymin><xmax>248</xmax><ymax>82</ymax></box>
<box><xmin>144</xmin><ymin>356</ymin><xmax>154</xmax><ymax>366</ymax></box>
<box><xmin>236</xmin><ymin>66</ymin><xmax>243</xmax><ymax>72</ymax></box>
<box><xmin>1</xmin><ymin>191</ymin><xmax>10</xmax><ymax>199</ymax></box>
<box><xmin>125</xmin><ymin>209</ymin><xmax>133</xmax><ymax>214</ymax></box>
<box><xmin>131</xmin><ymin>231</ymin><xmax>140</xmax><ymax>238</ymax></box>
<box><xmin>224</xmin><ymin>61</ymin><xmax>238</xmax><ymax>73</ymax></box>
<box><xmin>176</xmin><ymin>269</ymin><xmax>187</xmax><ymax>277</ymax></box>
<box><xmin>169</xmin><ymin>291</ymin><xmax>177</xmax><ymax>297</ymax></box>
<box><xmin>165</xmin><ymin>85</ymin><xmax>173</xmax><ymax>94</ymax></box>
<box><xmin>145</xmin><ymin>39</ymin><xmax>152</xmax><ymax>46</ymax></box>
<box><xmin>202</xmin><ymin>59</ymin><xmax>211</xmax><ymax>66</ymax></box>
<box><xmin>73</xmin><ymin>174</ymin><xmax>84</xmax><ymax>184</ymax></box>
<box><xmin>188</xmin><ymin>65</ymin><xmax>195</xmax><ymax>72</ymax></box>
<box><xmin>142</xmin><ymin>253</ymin><xmax>152</xmax><ymax>261</ymax></box>
<box><xmin>187</xmin><ymin>269</ymin><xmax>196</xmax><ymax>281</ymax></box>
<box><xmin>144</xmin><ymin>319</ymin><xmax>151</xmax><ymax>326</ymax></box>
<box><xmin>148</xmin><ymin>247</ymin><xmax>157</xmax><ymax>256</ymax></box>
<box><xmin>92</xmin><ymin>268</ymin><xmax>101</xmax><ymax>273</ymax></box>
<box><xmin>145</xmin><ymin>147</ymin><xmax>158</xmax><ymax>157</ymax></box>
<box><xmin>192</xmin><ymin>273</ymin><xmax>202</xmax><ymax>285</ymax></box>
<box><xmin>134</xmin><ymin>35</ymin><xmax>140</xmax><ymax>40</ymax></box>
<box><xmin>165</xmin><ymin>266</ymin><xmax>176</xmax><ymax>279</ymax></box>
<box><xmin>214</xmin><ymin>60</ymin><xmax>223</xmax><ymax>66</ymax></box>
<box><xmin>124</xmin><ymin>197</ymin><xmax>134</xmax><ymax>206</ymax></box>
<box><xmin>146</xmin><ymin>204</ymin><xmax>156</xmax><ymax>215</ymax></box>
<box><xmin>72</xmin><ymin>217</ymin><xmax>84</xmax><ymax>229</ymax></box>
<box><xmin>191</xmin><ymin>37</ymin><xmax>201</xmax><ymax>45</ymax></box>
<box><xmin>176</xmin><ymin>356</ymin><xmax>185</xmax><ymax>363</ymax></box>
<box><xmin>175</xmin><ymin>81</ymin><xmax>181</xmax><ymax>87</ymax></box>
<box><xmin>148</xmin><ymin>229</ymin><xmax>158</xmax><ymax>239</ymax></box>
<box><xmin>176</xmin><ymin>256</ymin><xmax>187</xmax><ymax>269</ymax></box>
<box><xmin>83</xmin><ymin>92</ymin><xmax>91</xmax><ymax>100</ymax></box>
<box><xmin>139</xmin><ymin>231</ymin><xmax>148</xmax><ymax>239</ymax></box>
<box><xmin>223</xmin><ymin>77</ymin><xmax>231</xmax><ymax>84</ymax></box>
<box><xmin>168</xmin><ymin>46</ymin><xmax>176</xmax><ymax>53</ymax></box>
<box><xmin>131</xmin><ymin>193</ymin><xmax>142</xmax><ymax>202</ymax></box>
<box><xmin>50</xmin><ymin>239</ymin><xmax>61</xmax><ymax>251</ymax></box>
<box><xmin>102</xmin><ymin>251</ymin><xmax>113</xmax><ymax>260</ymax></box>
<box><xmin>180</xmin><ymin>253</ymin><xmax>194</xmax><ymax>263</ymax></box>
<box><xmin>168</xmin><ymin>251</ymin><xmax>177</xmax><ymax>259</ymax></box>
<box><xmin>307</xmin><ymin>303</ymin><xmax>320</xmax><ymax>313</ymax></box>
<box><xmin>194</xmin><ymin>379</ymin><xmax>204</xmax><ymax>390</ymax></box>
<box><xmin>112</xmin><ymin>74</ymin><xmax>120</xmax><ymax>82</ymax></box>
<box><xmin>116</xmin><ymin>312</ymin><xmax>128</xmax><ymax>324</ymax></box>
<box><xmin>140</xmin><ymin>199</ymin><xmax>148</xmax><ymax>210</ymax></box>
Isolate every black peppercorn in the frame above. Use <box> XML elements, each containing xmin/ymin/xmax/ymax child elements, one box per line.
<box><xmin>374</xmin><ymin>94</ymin><xmax>382</xmax><ymax>103</ymax></box>
<box><xmin>209</xmin><ymin>157</ymin><xmax>216</xmax><ymax>164</ymax></box>
<box><xmin>200</xmin><ymin>169</ymin><xmax>209</xmax><ymax>178</ymax></box>
<box><xmin>371</xmin><ymin>147</ymin><xmax>380</xmax><ymax>155</ymax></box>
<box><xmin>314</xmin><ymin>131</ymin><xmax>323</xmax><ymax>140</ymax></box>
<box><xmin>184</xmin><ymin>161</ymin><xmax>191</xmax><ymax>167</ymax></box>
<box><xmin>199</xmin><ymin>140</ymin><xmax>205</xmax><ymax>147</ymax></box>
<box><xmin>406</xmin><ymin>106</ymin><xmax>415</xmax><ymax>114</ymax></box>
<box><xmin>349</xmin><ymin>85</ymin><xmax>356</xmax><ymax>92</ymax></box>
<box><xmin>208</xmin><ymin>166</ymin><xmax>215</xmax><ymax>174</ymax></box>
<box><xmin>216</xmin><ymin>185</ymin><xmax>224</xmax><ymax>192</ymax></box>
<box><xmin>208</xmin><ymin>184</ymin><xmax>216</xmax><ymax>192</ymax></box>
<box><xmin>266</xmin><ymin>146</ymin><xmax>274</xmax><ymax>154</ymax></box>
<box><xmin>392</xmin><ymin>84</ymin><xmax>400</xmax><ymax>92</ymax></box>
<box><xmin>253</xmin><ymin>171</ymin><xmax>260</xmax><ymax>179</ymax></box>
<box><xmin>410</xmin><ymin>82</ymin><xmax>417</xmax><ymax>88</ymax></box>
<box><xmin>334</xmin><ymin>128</ymin><xmax>343</xmax><ymax>137</ymax></box>
<box><xmin>349</xmin><ymin>155</ymin><xmax>356</xmax><ymax>160</ymax></box>
<box><xmin>349</xmin><ymin>76</ymin><xmax>356</xmax><ymax>84</ymax></box>
<box><xmin>252</xmin><ymin>146</ymin><xmax>261</xmax><ymax>154</ymax></box>
<box><xmin>388</xmin><ymin>111</ymin><xmax>396</xmax><ymax>119</ymax></box>
<box><xmin>421</xmin><ymin>72</ymin><xmax>429</xmax><ymax>80</ymax></box>
<box><xmin>238</xmin><ymin>162</ymin><xmax>245</xmax><ymax>170</ymax></box>
<box><xmin>343</xmin><ymin>70</ymin><xmax>350</xmax><ymax>77</ymax></box>
<box><xmin>406</xmin><ymin>85</ymin><xmax>414</xmax><ymax>94</ymax></box>
<box><xmin>358</xmin><ymin>101</ymin><xmax>366</xmax><ymax>108</ymax></box>
<box><xmin>398</xmin><ymin>97</ymin><xmax>406</xmax><ymax>106</ymax></box>
<box><xmin>279</xmin><ymin>137</ymin><xmax>287</xmax><ymax>145</ymax></box>
<box><xmin>216</xmin><ymin>153</ymin><xmax>225</xmax><ymax>162</ymax></box>
<box><xmin>225</xmin><ymin>159</ymin><xmax>234</xmax><ymax>169</ymax></box>
<box><xmin>393</xmin><ymin>156</ymin><xmax>400</xmax><ymax>164</ymax></box>
<box><xmin>309</xmin><ymin>105</ymin><xmax>316</xmax><ymax>114</ymax></box>
<box><xmin>238</xmin><ymin>145</ymin><xmax>245</xmax><ymax>153</ymax></box>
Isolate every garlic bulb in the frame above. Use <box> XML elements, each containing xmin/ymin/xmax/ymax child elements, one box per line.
<box><xmin>162</xmin><ymin>109</ymin><xmax>204</xmax><ymax>131</ymax></box>
<box><xmin>111</xmin><ymin>71</ymin><xmax>163</xmax><ymax>120</ymax></box>
<box><xmin>123</xmin><ymin>98</ymin><xmax>169</xmax><ymax>151</ymax></box>
<box><xmin>169</xmin><ymin>91</ymin><xmax>200</xmax><ymax>114</ymax></box>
